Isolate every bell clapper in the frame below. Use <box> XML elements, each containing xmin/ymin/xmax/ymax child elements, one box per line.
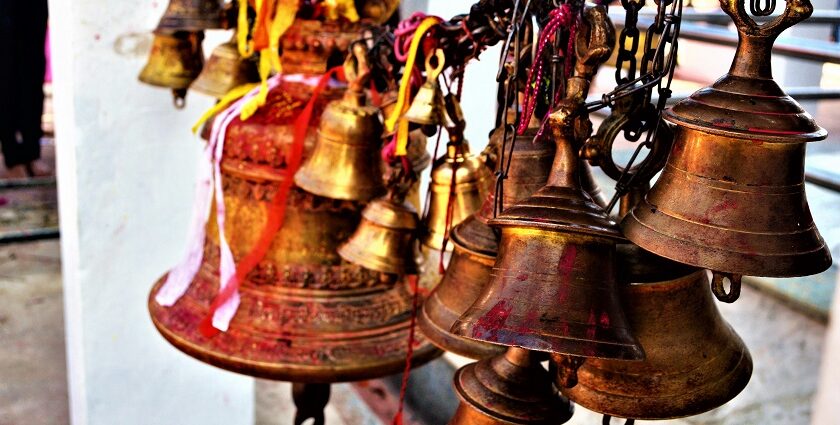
<box><xmin>172</xmin><ymin>89</ymin><xmax>187</xmax><ymax>109</ymax></box>
<box><xmin>552</xmin><ymin>354</ymin><xmax>587</xmax><ymax>389</ymax></box>
<box><xmin>291</xmin><ymin>383</ymin><xmax>331</xmax><ymax>425</ymax></box>
<box><xmin>602</xmin><ymin>415</ymin><xmax>635</xmax><ymax>425</ymax></box>
<box><xmin>711</xmin><ymin>272</ymin><xmax>742</xmax><ymax>303</ymax></box>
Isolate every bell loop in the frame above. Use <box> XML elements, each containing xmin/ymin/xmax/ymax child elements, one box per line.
<box><xmin>172</xmin><ymin>90</ymin><xmax>187</xmax><ymax>109</ymax></box>
<box><xmin>711</xmin><ymin>272</ymin><xmax>742</xmax><ymax>303</ymax></box>
<box><xmin>749</xmin><ymin>0</ymin><xmax>776</xmax><ymax>16</ymax></box>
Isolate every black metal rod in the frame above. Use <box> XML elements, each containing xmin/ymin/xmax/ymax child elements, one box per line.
<box><xmin>624</xmin><ymin>9</ymin><xmax>840</xmax><ymax>25</ymax></box>
<box><xmin>0</xmin><ymin>228</ymin><xmax>60</xmax><ymax>244</ymax></box>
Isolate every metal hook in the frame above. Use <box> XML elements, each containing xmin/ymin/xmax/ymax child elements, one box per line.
<box><xmin>711</xmin><ymin>272</ymin><xmax>742</xmax><ymax>303</ymax></box>
<box><xmin>749</xmin><ymin>0</ymin><xmax>776</xmax><ymax>16</ymax></box>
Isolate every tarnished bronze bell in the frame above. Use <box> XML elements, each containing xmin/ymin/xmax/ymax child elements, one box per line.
<box><xmin>622</xmin><ymin>0</ymin><xmax>830</xmax><ymax>300</ymax></box>
<box><xmin>294</xmin><ymin>89</ymin><xmax>385</xmax><ymax>202</ymax></box>
<box><xmin>452</xmin><ymin>88</ymin><xmax>643</xmax><ymax>360</ymax></box>
<box><xmin>156</xmin><ymin>0</ymin><xmax>224</xmax><ymax>32</ymax></box>
<box><xmin>191</xmin><ymin>38</ymin><xmax>260</xmax><ymax>99</ymax></box>
<box><xmin>421</xmin><ymin>141</ymin><xmax>489</xmax><ymax>251</ymax></box>
<box><xmin>559</xmin><ymin>268</ymin><xmax>752</xmax><ymax>419</ymax></box>
<box><xmin>138</xmin><ymin>31</ymin><xmax>204</xmax><ymax>107</ymax></box>
<box><xmin>450</xmin><ymin>348</ymin><xmax>573</xmax><ymax>425</ymax></box>
<box><xmin>338</xmin><ymin>189</ymin><xmax>419</xmax><ymax>276</ymax></box>
<box><xmin>418</xmin><ymin>126</ymin><xmax>556</xmax><ymax>359</ymax></box>
<box><xmin>148</xmin><ymin>80</ymin><xmax>440</xmax><ymax>384</ymax></box>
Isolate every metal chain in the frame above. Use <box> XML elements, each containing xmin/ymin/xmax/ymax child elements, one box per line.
<box><xmin>615</xmin><ymin>0</ymin><xmax>644</xmax><ymax>84</ymax></box>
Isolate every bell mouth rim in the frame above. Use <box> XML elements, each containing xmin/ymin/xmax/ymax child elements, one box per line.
<box><xmin>417</xmin><ymin>303</ymin><xmax>506</xmax><ymax>360</ymax></box>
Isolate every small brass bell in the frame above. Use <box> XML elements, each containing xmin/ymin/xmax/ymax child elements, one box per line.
<box><xmin>421</xmin><ymin>141</ymin><xmax>489</xmax><ymax>251</ymax></box>
<box><xmin>191</xmin><ymin>38</ymin><xmax>260</xmax><ymax>99</ymax></box>
<box><xmin>452</xmin><ymin>91</ymin><xmax>643</xmax><ymax>360</ymax></box>
<box><xmin>621</xmin><ymin>0</ymin><xmax>831</xmax><ymax>300</ymax></box>
<box><xmin>338</xmin><ymin>188</ymin><xmax>419</xmax><ymax>276</ymax></box>
<box><xmin>419</xmin><ymin>126</ymin><xmax>556</xmax><ymax>359</ymax></box>
<box><xmin>357</xmin><ymin>0</ymin><xmax>401</xmax><ymax>24</ymax></box>
<box><xmin>404</xmin><ymin>50</ymin><xmax>448</xmax><ymax>136</ymax></box>
<box><xmin>156</xmin><ymin>0</ymin><xmax>225</xmax><ymax>32</ymax></box>
<box><xmin>449</xmin><ymin>347</ymin><xmax>574</xmax><ymax>425</ymax></box>
<box><xmin>295</xmin><ymin>42</ymin><xmax>385</xmax><ymax>201</ymax></box>
<box><xmin>138</xmin><ymin>30</ymin><xmax>205</xmax><ymax>108</ymax></box>
<box><xmin>559</xmin><ymin>268</ymin><xmax>752</xmax><ymax>419</ymax></box>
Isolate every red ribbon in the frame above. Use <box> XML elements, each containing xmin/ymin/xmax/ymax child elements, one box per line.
<box><xmin>392</xmin><ymin>275</ymin><xmax>420</xmax><ymax>425</ymax></box>
<box><xmin>200</xmin><ymin>67</ymin><xmax>346</xmax><ymax>337</ymax></box>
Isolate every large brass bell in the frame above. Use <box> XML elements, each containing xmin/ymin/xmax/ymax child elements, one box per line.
<box><xmin>294</xmin><ymin>89</ymin><xmax>385</xmax><ymax>202</ymax></box>
<box><xmin>148</xmin><ymin>78</ymin><xmax>439</xmax><ymax>384</ymax></box>
<box><xmin>449</xmin><ymin>348</ymin><xmax>574</xmax><ymax>425</ymax></box>
<box><xmin>621</xmin><ymin>0</ymin><xmax>831</xmax><ymax>301</ymax></box>
<box><xmin>138</xmin><ymin>30</ymin><xmax>205</xmax><ymax>108</ymax></box>
<box><xmin>421</xmin><ymin>140</ymin><xmax>489</xmax><ymax>251</ymax></box>
<box><xmin>559</xmin><ymin>268</ymin><xmax>752</xmax><ymax>419</ymax></box>
<box><xmin>191</xmin><ymin>38</ymin><xmax>260</xmax><ymax>99</ymax></box>
<box><xmin>452</xmin><ymin>89</ymin><xmax>643</xmax><ymax>360</ymax></box>
<box><xmin>156</xmin><ymin>0</ymin><xmax>225</xmax><ymax>32</ymax></box>
<box><xmin>338</xmin><ymin>187</ymin><xmax>419</xmax><ymax>276</ymax></box>
<box><xmin>404</xmin><ymin>50</ymin><xmax>449</xmax><ymax>135</ymax></box>
<box><xmin>419</xmin><ymin>126</ymin><xmax>556</xmax><ymax>359</ymax></box>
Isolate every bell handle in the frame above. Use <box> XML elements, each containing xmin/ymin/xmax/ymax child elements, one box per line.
<box><xmin>711</xmin><ymin>271</ymin><xmax>742</xmax><ymax>303</ymax></box>
<box><xmin>721</xmin><ymin>0</ymin><xmax>813</xmax><ymax>78</ymax></box>
<box><xmin>425</xmin><ymin>49</ymin><xmax>446</xmax><ymax>82</ymax></box>
<box><xmin>603</xmin><ymin>415</ymin><xmax>635</xmax><ymax>425</ymax></box>
<box><xmin>574</xmin><ymin>5</ymin><xmax>616</xmax><ymax>81</ymax></box>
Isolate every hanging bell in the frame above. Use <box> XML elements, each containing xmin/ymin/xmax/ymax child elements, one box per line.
<box><xmin>449</xmin><ymin>348</ymin><xmax>574</xmax><ymax>425</ymax></box>
<box><xmin>138</xmin><ymin>30</ymin><xmax>204</xmax><ymax>108</ymax></box>
<box><xmin>156</xmin><ymin>0</ymin><xmax>224</xmax><ymax>32</ymax></box>
<box><xmin>338</xmin><ymin>190</ymin><xmax>419</xmax><ymax>276</ymax></box>
<box><xmin>452</xmin><ymin>94</ymin><xmax>644</xmax><ymax>360</ymax></box>
<box><xmin>421</xmin><ymin>140</ymin><xmax>490</xmax><ymax>251</ymax></box>
<box><xmin>294</xmin><ymin>90</ymin><xmax>386</xmax><ymax>202</ymax></box>
<box><xmin>559</xmin><ymin>268</ymin><xmax>753</xmax><ymax>419</ymax></box>
<box><xmin>148</xmin><ymin>78</ymin><xmax>439</xmax><ymax>385</ymax></box>
<box><xmin>404</xmin><ymin>50</ymin><xmax>448</xmax><ymax>136</ymax></box>
<box><xmin>191</xmin><ymin>38</ymin><xmax>260</xmax><ymax>99</ymax></box>
<box><xmin>357</xmin><ymin>0</ymin><xmax>401</xmax><ymax>24</ymax></box>
<box><xmin>621</xmin><ymin>0</ymin><xmax>831</xmax><ymax>299</ymax></box>
<box><xmin>419</xmin><ymin>126</ymin><xmax>556</xmax><ymax>359</ymax></box>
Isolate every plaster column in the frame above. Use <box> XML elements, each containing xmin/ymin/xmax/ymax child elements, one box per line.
<box><xmin>49</xmin><ymin>0</ymin><xmax>255</xmax><ymax>424</ymax></box>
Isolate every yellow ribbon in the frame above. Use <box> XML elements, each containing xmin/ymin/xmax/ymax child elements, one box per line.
<box><xmin>384</xmin><ymin>16</ymin><xmax>441</xmax><ymax>156</ymax></box>
<box><xmin>324</xmin><ymin>0</ymin><xmax>360</xmax><ymax>22</ymax></box>
<box><xmin>237</xmin><ymin>0</ymin><xmax>257</xmax><ymax>57</ymax></box>
<box><xmin>192</xmin><ymin>83</ymin><xmax>260</xmax><ymax>134</ymax></box>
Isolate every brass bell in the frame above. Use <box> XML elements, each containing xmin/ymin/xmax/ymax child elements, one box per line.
<box><xmin>419</xmin><ymin>126</ymin><xmax>556</xmax><ymax>359</ymax></box>
<box><xmin>404</xmin><ymin>50</ymin><xmax>448</xmax><ymax>136</ymax></box>
<box><xmin>358</xmin><ymin>0</ymin><xmax>401</xmax><ymax>24</ymax></box>
<box><xmin>138</xmin><ymin>30</ymin><xmax>205</xmax><ymax>108</ymax></box>
<box><xmin>191</xmin><ymin>38</ymin><xmax>260</xmax><ymax>99</ymax></box>
<box><xmin>295</xmin><ymin>44</ymin><xmax>385</xmax><ymax>202</ymax></box>
<box><xmin>452</xmin><ymin>96</ymin><xmax>643</xmax><ymax>360</ymax></box>
<box><xmin>449</xmin><ymin>348</ymin><xmax>573</xmax><ymax>425</ymax></box>
<box><xmin>338</xmin><ymin>190</ymin><xmax>419</xmax><ymax>276</ymax></box>
<box><xmin>559</xmin><ymin>268</ymin><xmax>752</xmax><ymax>419</ymax></box>
<box><xmin>621</xmin><ymin>0</ymin><xmax>831</xmax><ymax>300</ymax></box>
<box><xmin>149</xmin><ymin>78</ymin><xmax>439</xmax><ymax>385</ymax></box>
<box><xmin>421</xmin><ymin>141</ymin><xmax>489</xmax><ymax>251</ymax></box>
<box><xmin>156</xmin><ymin>0</ymin><xmax>225</xmax><ymax>32</ymax></box>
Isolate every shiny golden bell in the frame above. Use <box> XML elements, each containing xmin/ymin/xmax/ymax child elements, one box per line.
<box><xmin>622</xmin><ymin>0</ymin><xmax>830</xmax><ymax>286</ymax></box>
<box><xmin>294</xmin><ymin>91</ymin><xmax>385</xmax><ymax>202</ymax></box>
<box><xmin>139</xmin><ymin>31</ymin><xmax>204</xmax><ymax>106</ymax></box>
<box><xmin>191</xmin><ymin>39</ymin><xmax>259</xmax><ymax>99</ymax></box>
<box><xmin>421</xmin><ymin>142</ymin><xmax>489</xmax><ymax>251</ymax></box>
<box><xmin>404</xmin><ymin>82</ymin><xmax>447</xmax><ymax>129</ymax></box>
<box><xmin>156</xmin><ymin>0</ymin><xmax>224</xmax><ymax>32</ymax></box>
<box><xmin>419</xmin><ymin>127</ymin><xmax>555</xmax><ymax>359</ymax></box>
<box><xmin>452</xmin><ymin>109</ymin><xmax>643</xmax><ymax>360</ymax></box>
<box><xmin>338</xmin><ymin>195</ymin><xmax>419</xmax><ymax>276</ymax></box>
<box><xmin>449</xmin><ymin>348</ymin><xmax>573</xmax><ymax>425</ymax></box>
<box><xmin>560</xmin><ymin>268</ymin><xmax>752</xmax><ymax>419</ymax></box>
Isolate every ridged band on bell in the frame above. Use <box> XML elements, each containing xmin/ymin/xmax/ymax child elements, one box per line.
<box><xmin>191</xmin><ymin>39</ymin><xmax>260</xmax><ymax>99</ymax></box>
<box><xmin>622</xmin><ymin>0</ymin><xmax>830</xmax><ymax>279</ymax></box>
<box><xmin>338</xmin><ymin>196</ymin><xmax>419</xmax><ymax>275</ymax></box>
<box><xmin>452</xmin><ymin>108</ymin><xmax>644</xmax><ymax>361</ymax></box>
<box><xmin>138</xmin><ymin>31</ymin><xmax>204</xmax><ymax>90</ymax></box>
<box><xmin>449</xmin><ymin>348</ymin><xmax>574</xmax><ymax>425</ymax></box>
<box><xmin>560</xmin><ymin>269</ymin><xmax>753</xmax><ymax>419</ymax></box>
<box><xmin>148</xmin><ymin>80</ymin><xmax>440</xmax><ymax>383</ymax></box>
<box><xmin>419</xmin><ymin>128</ymin><xmax>556</xmax><ymax>359</ymax></box>
<box><xmin>294</xmin><ymin>92</ymin><xmax>386</xmax><ymax>202</ymax></box>
<box><xmin>421</xmin><ymin>142</ymin><xmax>490</xmax><ymax>250</ymax></box>
<box><xmin>156</xmin><ymin>0</ymin><xmax>224</xmax><ymax>32</ymax></box>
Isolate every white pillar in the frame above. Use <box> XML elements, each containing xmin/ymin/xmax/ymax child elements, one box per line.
<box><xmin>49</xmin><ymin>1</ymin><xmax>255</xmax><ymax>424</ymax></box>
<box><xmin>813</xmin><ymin>274</ymin><xmax>840</xmax><ymax>424</ymax></box>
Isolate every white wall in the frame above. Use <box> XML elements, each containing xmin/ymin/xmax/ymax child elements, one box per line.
<box><xmin>50</xmin><ymin>1</ymin><xmax>254</xmax><ymax>424</ymax></box>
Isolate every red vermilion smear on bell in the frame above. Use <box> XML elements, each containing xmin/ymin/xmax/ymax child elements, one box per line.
<box><xmin>556</xmin><ymin>246</ymin><xmax>577</xmax><ymax>304</ymax></box>
<box><xmin>472</xmin><ymin>300</ymin><xmax>512</xmax><ymax>341</ymax></box>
